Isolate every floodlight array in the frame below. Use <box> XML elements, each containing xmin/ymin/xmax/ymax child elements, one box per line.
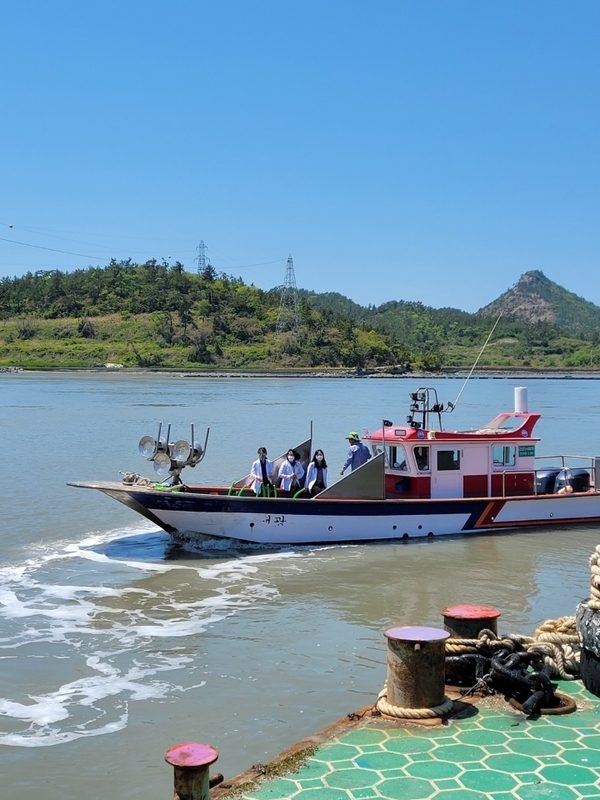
<box><xmin>138</xmin><ymin>422</ymin><xmax>209</xmax><ymax>481</ymax></box>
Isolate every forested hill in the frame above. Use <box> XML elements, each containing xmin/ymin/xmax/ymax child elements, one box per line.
<box><xmin>0</xmin><ymin>260</ymin><xmax>598</xmax><ymax>370</ymax></box>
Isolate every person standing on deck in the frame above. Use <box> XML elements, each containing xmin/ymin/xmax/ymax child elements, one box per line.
<box><xmin>340</xmin><ymin>432</ymin><xmax>371</xmax><ymax>475</ymax></box>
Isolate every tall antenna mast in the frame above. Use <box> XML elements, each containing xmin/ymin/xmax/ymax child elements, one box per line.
<box><xmin>276</xmin><ymin>255</ymin><xmax>300</xmax><ymax>333</ymax></box>
<box><xmin>194</xmin><ymin>241</ymin><xmax>207</xmax><ymax>274</ymax></box>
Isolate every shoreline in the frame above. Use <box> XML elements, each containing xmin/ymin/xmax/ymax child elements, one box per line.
<box><xmin>5</xmin><ymin>365</ymin><xmax>600</xmax><ymax>379</ymax></box>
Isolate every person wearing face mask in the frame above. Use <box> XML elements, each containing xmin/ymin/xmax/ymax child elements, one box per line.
<box><xmin>277</xmin><ymin>448</ymin><xmax>305</xmax><ymax>494</ymax></box>
<box><xmin>305</xmin><ymin>450</ymin><xmax>328</xmax><ymax>497</ymax></box>
<box><xmin>250</xmin><ymin>447</ymin><xmax>274</xmax><ymax>496</ymax></box>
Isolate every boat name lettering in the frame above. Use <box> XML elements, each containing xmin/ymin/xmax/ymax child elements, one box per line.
<box><xmin>262</xmin><ymin>514</ymin><xmax>286</xmax><ymax>526</ymax></box>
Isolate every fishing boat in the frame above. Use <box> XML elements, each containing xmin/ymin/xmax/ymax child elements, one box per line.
<box><xmin>69</xmin><ymin>386</ymin><xmax>600</xmax><ymax>545</ymax></box>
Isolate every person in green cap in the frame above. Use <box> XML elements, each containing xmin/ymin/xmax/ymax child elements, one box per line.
<box><xmin>340</xmin><ymin>432</ymin><xmax>371</xmax><ymax>475</ymax></box>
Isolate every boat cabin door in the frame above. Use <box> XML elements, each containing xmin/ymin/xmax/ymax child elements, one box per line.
<box><xmin>431</xmin><ymin>448</ymin><xmax>463</xmax><ymax>498</ymax></box>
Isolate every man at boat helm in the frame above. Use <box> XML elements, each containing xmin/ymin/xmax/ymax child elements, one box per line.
<box><xmin>340</xmin><ymin>432</ymin><xmax>371</xmax><ymax>475</ymax></box>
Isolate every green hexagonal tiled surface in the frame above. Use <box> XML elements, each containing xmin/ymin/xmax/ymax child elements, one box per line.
<box><xmin>456</xmin><ymin>728</ymin><xmax>510</xmax><ymax>745</ymax></box>
<box><xmin>324</xmin><ymin>768</ymin><xmax>379</xmax><ymax>790</ymax></box>
<box><xmin>241</xmin><ymin>681</ymin><xmax>600</xmax><ymax>800</ymax></box>
<box><xmin>459</xmin><ymin>768</ymin><xmax>519</xmax><ymax>792</ymax></box>
<box><xmin>562</xmin><ymin>749</ymin><xmax>600</xmax><ymax>767</ymax></box>
<box><xmin>375</xmin><ymin>776</ymin><xmax>436</xmax><ymax>799</ymax></box>
<box><xmin>515</xmin><ymin>785</ymin><xmax>580</xmax><ymax>800</ymax></box>
<box><xmin>354</xmin><ymin>751</ymin><xmax>408</xmax><ymax>770</ymax></box>
<box><xmin>404</xmin><ymin>759</ymin><xmax>462</xmax><ymax>779</ymax></box>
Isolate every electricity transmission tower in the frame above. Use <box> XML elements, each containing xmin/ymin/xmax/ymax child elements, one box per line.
<box><xmin>194</xmin><ymin>241</ymin><xmax>207</xmax><ymax>273</ymax></box>
<box><xmin>276</xmin><ymin>256</ymin><xmax>300</xmax><ymax>333</ymax></box>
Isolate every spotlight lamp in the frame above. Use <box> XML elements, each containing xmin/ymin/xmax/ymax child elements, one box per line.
<box><xmin>153</xmin><ymin>451</ymin><xmax>172</xmax><ymax>477</ymax></box>
<box><xmin>137</xmin><ymin>422</ymin><xmax>210</xmax><ymax>485</ymax></box>
<box><xmin>138</xmin><ymin>435</ymin><xmax>156</xmax><ymax>458</ymax></box>
<box><xmin>171</xmin><ymin>439</ymin><xmax>192</xmax><ymax>464</ymax></box>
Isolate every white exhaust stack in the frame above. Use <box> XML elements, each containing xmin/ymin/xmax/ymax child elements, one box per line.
<box><xmin>514</xmin><ymin>386</ymin><xmax>528</xmax><ymax>413</ymax></box>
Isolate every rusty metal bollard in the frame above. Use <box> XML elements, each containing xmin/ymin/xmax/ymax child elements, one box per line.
<box><xmin>165</xmin><ymin>742</ymin><xmax>221</xmax><ymax>800</ymax></box>
<box><xmin>442</xmin><ymin>604</ymin><xmax>501</xmax><ymax>638</ymax></box>
<box><xmin>384</xmin><ymin>626</ymin><xmax>449</xmax><ymax>708</ymax></box>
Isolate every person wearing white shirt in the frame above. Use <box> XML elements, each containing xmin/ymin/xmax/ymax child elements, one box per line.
<box><xmin>305</xmin><ymin>450</ymin><xmax>328</xmax><ymax>496</ymax></box>
<box><xmin>278</xmin><ymin>448</ymin><xmax>305</xmax><ymax>493</ymax></box>
<box><xmin>250</xmin><ymin>447</ymin><xmax>274</xmax><ymax>496</ymax></box>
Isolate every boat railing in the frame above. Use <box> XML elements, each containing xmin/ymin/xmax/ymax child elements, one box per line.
<box><xmin>535</xmin><ymin>454</ymin><xmax>597</xmax><ymax>468</ymax></box>
<box><xmin>497</xmin><ymin>455</ymin><xmax>598</xmax><ymax>497</ymax></box>
<box><xmin>535</xmin><ymin>455</ymin><xmax>598</xmax><ymax>494</ymax></box>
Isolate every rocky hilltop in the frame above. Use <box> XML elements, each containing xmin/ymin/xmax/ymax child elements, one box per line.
<box><xmin>479</xmin><ymin>270</ymin><xmax>600</xmax><ymax>336</ymax></box>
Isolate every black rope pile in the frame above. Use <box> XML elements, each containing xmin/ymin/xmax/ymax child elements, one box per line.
<box><xmin>446</xmin><ymin>647</ymin><xmax>560</xmax><ymax>716</ymax></box>
<box><xmin>443</xmin><ymin>620</ymin><xmax>580</xmax><ymax>718</ymax></box>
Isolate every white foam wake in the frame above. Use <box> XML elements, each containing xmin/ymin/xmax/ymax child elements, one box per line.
<box><xmin>0</xmin><ymin>523</ymin><xmax>307</xmax><ymax>747</ymax></box>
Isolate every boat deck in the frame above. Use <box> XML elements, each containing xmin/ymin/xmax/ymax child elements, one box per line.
<box><xmin>218</xmin><ymin>681</ymin><xmax>600</xmax><ymax>799</ymax></box>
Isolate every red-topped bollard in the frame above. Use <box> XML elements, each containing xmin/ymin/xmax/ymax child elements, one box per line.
<box><xmin>442</xmin><ymin>604</ymin><xmax>501</xmax><ymax>639</ymax></box>
<box><xmin>165</xmin><ymin>742</ymin><xmax>219</xmax><ymax>800</ymax></box>
<box><xmin>384</xmin><ymin>626</ymin><xmax>450</xmax><ymax>709</ymax></box>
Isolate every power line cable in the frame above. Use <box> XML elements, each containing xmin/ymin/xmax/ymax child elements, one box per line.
<box><xmin>0</xmin><ymin>235</ymin><xmax>111</xmax><ymax>261</ymax></box>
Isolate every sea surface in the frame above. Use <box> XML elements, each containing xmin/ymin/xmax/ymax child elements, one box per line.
<box><xmin>1</xmin><ymin>372</ymin><xmax>600</xmax><ymax>799</ymax></box>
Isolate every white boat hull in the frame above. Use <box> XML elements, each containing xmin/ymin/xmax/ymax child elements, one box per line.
<box><xmin>69</xmin><ymin>482</ymin><xmax>600</xmax><ymax>545</ymax></box>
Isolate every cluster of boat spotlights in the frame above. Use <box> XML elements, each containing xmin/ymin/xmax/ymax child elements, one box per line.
<box><xmin>138</xmin><ymin>422</ymin><xmax>209</xmax><ymax>481</ymax></box>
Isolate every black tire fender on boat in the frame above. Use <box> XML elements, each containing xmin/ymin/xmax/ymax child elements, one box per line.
<box><xmin>576</xmin><ymin>601</ymin><xmax>600</xmax><ymax>697</ymax></box>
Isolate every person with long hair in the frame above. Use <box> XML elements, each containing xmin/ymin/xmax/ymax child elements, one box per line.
<box><xmin>305</xmin><ymin>449</ymin><xmax>328</xmax><ymax>496</ymax></box>
<box><xmin>277</xmin><ymin>448</ymin><xmax>305</xmax><ymax>494</ymax></box>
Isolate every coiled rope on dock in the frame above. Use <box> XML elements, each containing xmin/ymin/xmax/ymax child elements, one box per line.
<box><xmin>588</xmin><ymin>544</ymin><xmax>600</xmax><ymax>610</ymax></box>
<box><xmin>444</xmin><ymin>619</ymin><xmax>580</xmax><ymax>680</ymax></box>
<box><xmin>375</xmin><ymin>683</ymin><xmax>454</xmax><ymax>719</ymax></box>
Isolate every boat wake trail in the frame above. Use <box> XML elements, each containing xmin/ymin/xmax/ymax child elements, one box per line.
<box><xmin>0</xmin><ymin>524</ymin><xmax>304</xmax><ymax>747</ymax></box>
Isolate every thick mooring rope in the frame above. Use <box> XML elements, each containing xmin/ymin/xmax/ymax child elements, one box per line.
<box><xmin>376</xmin><ymin>550</ymin><xmax>600</xmax><ymax>717</ymax></box>
<box><xmin>588</xmin><ymin>544</ymin><xmax>600</xmax><ymax>610</ymax></box>
<box><xmin>375</xmin><ymin>682</ymin><xmax>454</xmax><ymax>719</ymax></box>
<box><xmin>445</xmin><ymin>619</ymin><xmax>580</xmax><ymax>680</ymax></box>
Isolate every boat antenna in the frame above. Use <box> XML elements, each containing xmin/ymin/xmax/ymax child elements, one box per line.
<box><xmin>451</xmin><ymin>312</ymin><xmax>503</xmax><ymax>411</ymax></box>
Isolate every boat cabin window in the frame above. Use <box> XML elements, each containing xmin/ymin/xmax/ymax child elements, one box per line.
<box><xmin>387</xmin><ymin>445</ymin><xmax>407</xmax><ymax>471</ymax></box>
<box><xmin>413</xmin><ymin>446</ymin><xmax>430</xmax><ymax>472</ymax></box>
<box><xmin>492</xmin><ymin>445</ymin><xmax>516</xmax><ymax>468</ymax></box>
<box><xmin>437</xmin><ymin>449</ymin><xmax>461</xmax><ymax>471</ymax></box>
<box><xmin>372</xmin><ymin>443</ymin><xmax>408</xmax><ymax>471</ymax></box>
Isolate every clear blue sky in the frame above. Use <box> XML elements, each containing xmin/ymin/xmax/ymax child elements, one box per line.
<box><xmin>1</xmin><ymin>1</ymin><xmax>599</xmax><ymax>312</ymax></box>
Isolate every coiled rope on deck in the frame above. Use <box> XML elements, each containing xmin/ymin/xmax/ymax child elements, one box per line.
<box><xmin>375</xmin><ymin>682</ymin><xmax>454</xmax><ymax>719</ymax></box>
<box><xmin>588</xmin><ymin>544</ymin><xmax>600</xmax><ymax>610</ymax></box>
<box><xmin>445</xmin><ymin>619</ymin><xmax>580</xmax><ymax>680</ymax></box>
